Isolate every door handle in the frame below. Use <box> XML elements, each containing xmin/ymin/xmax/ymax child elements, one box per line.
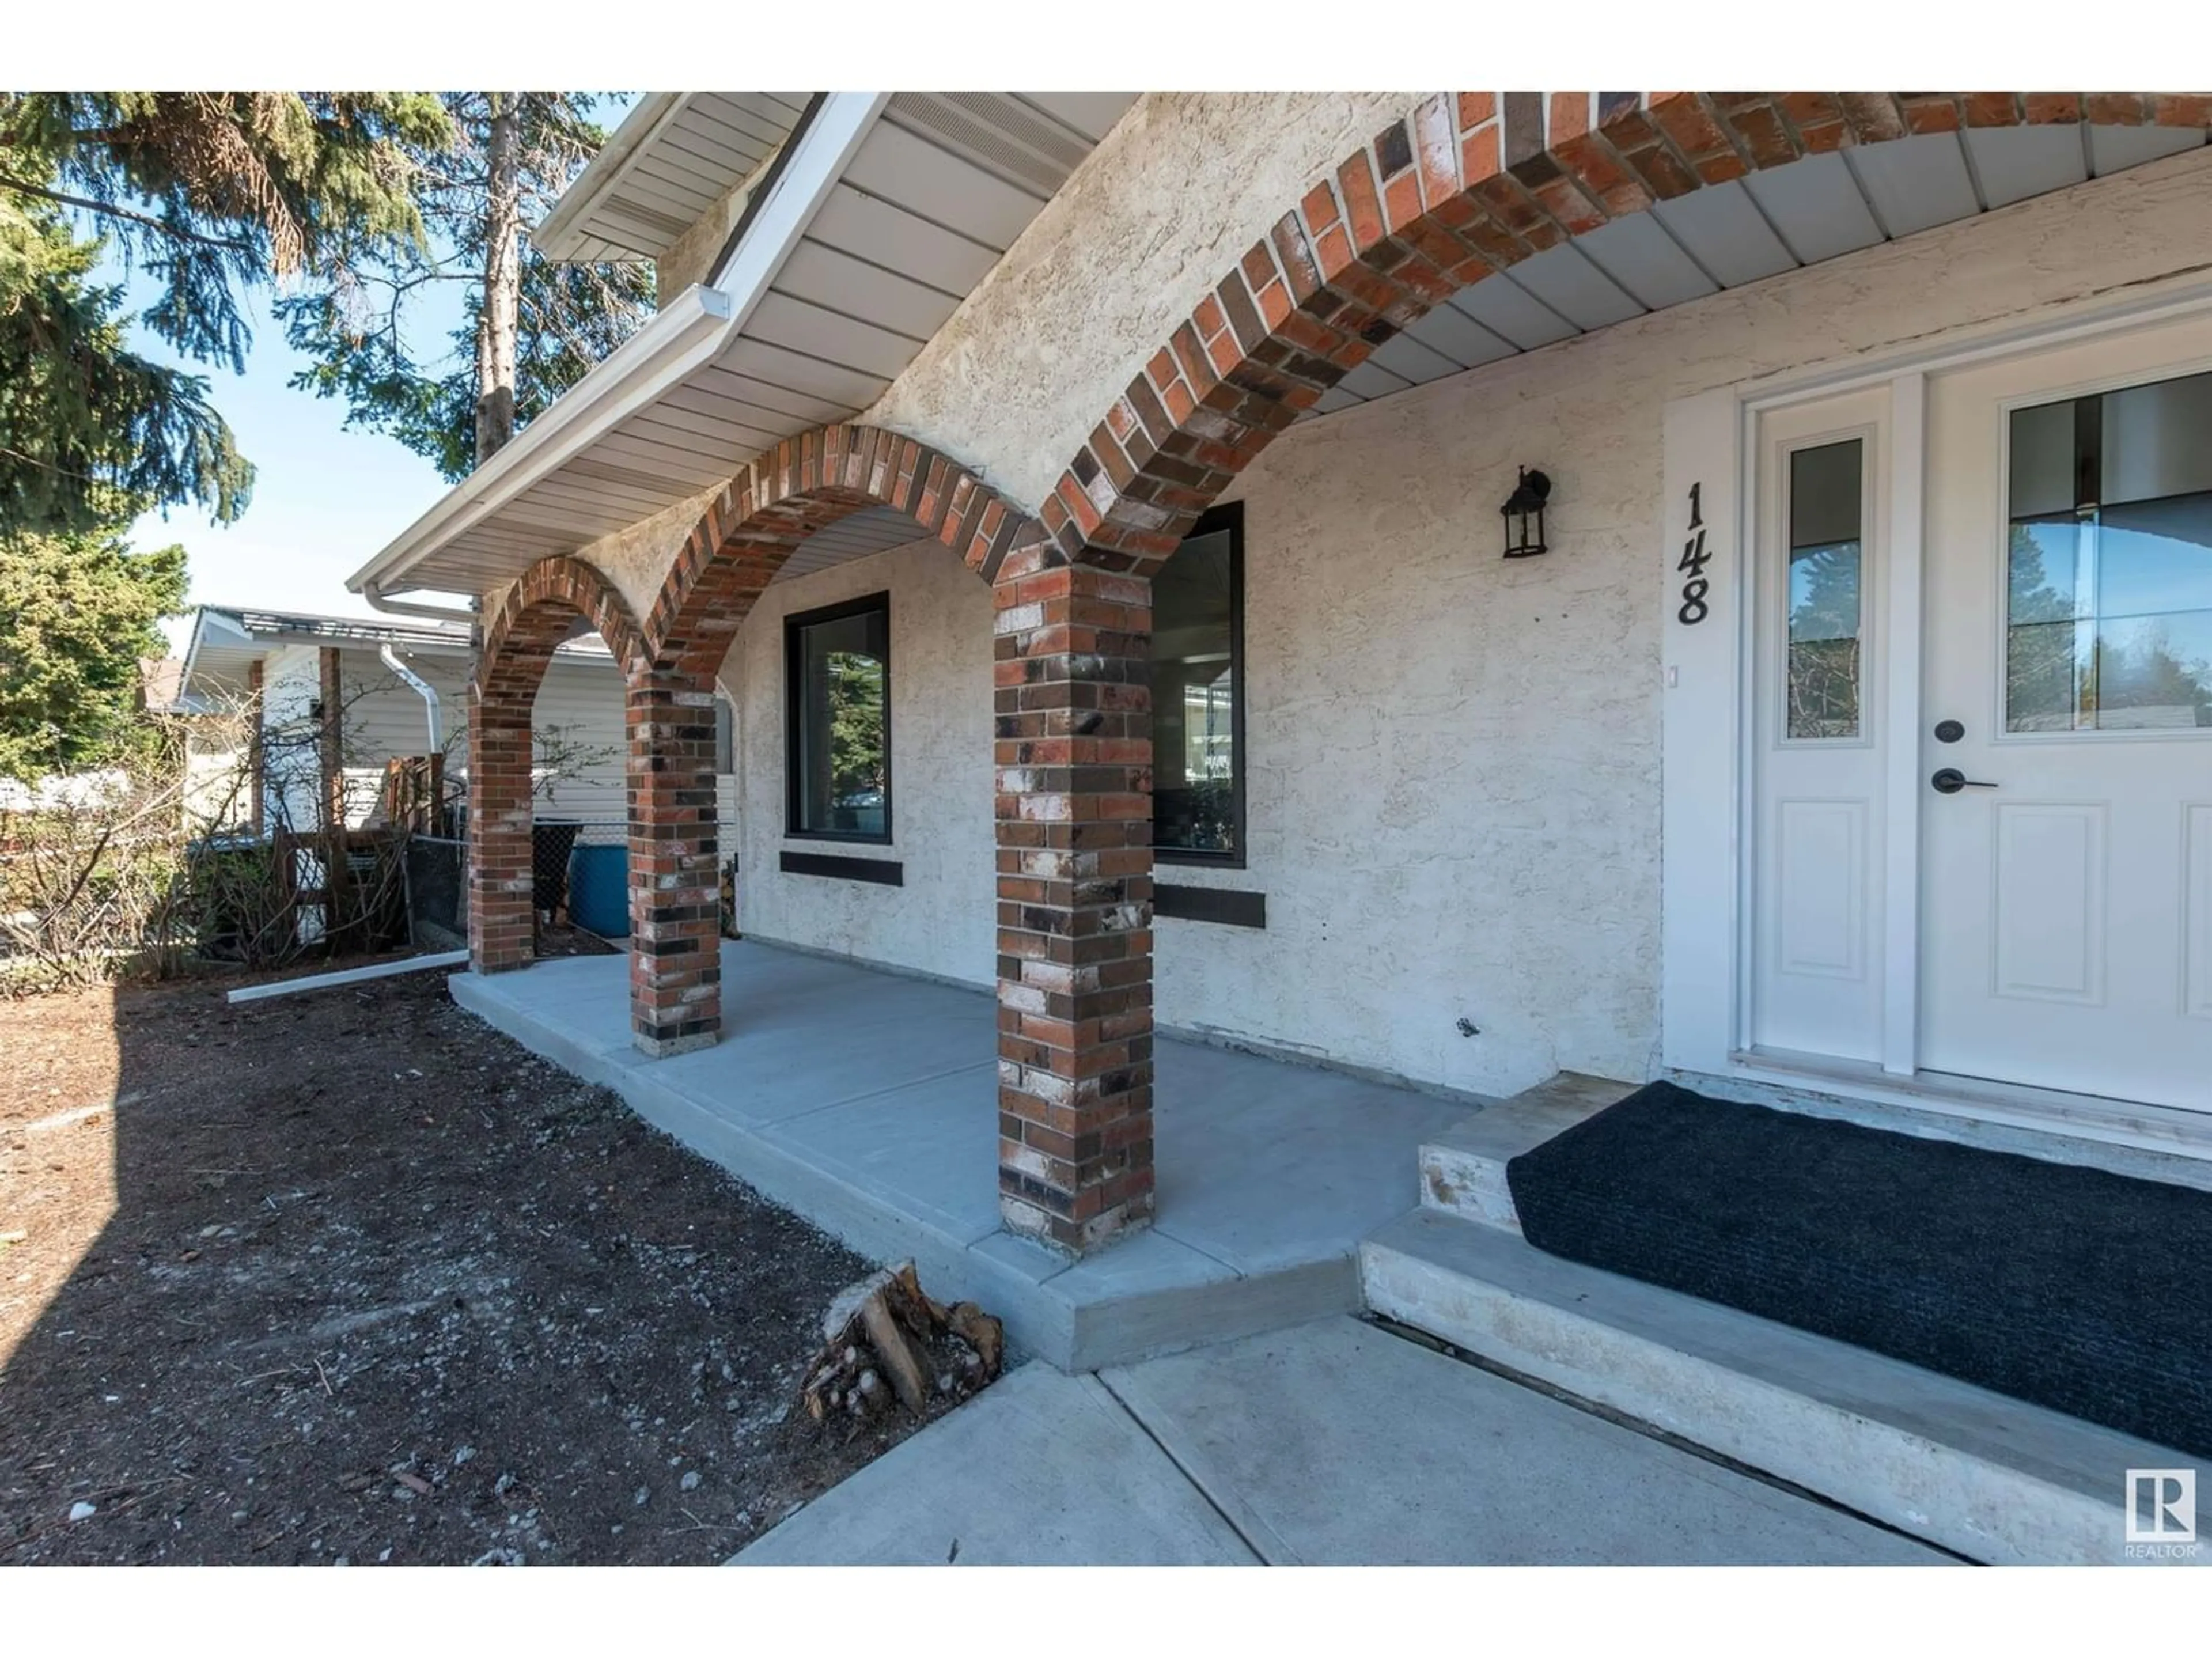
<box><xmin>1931</xmin><ymin>768</ymin><xmax>1998</xmax><ymax>795</ymax></box>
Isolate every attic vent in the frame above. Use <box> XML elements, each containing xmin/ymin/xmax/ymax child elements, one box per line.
<box><xmin>884</xmin><ymin>93</ymin><xmax>1088</xmax><ymax>197</ymax></box>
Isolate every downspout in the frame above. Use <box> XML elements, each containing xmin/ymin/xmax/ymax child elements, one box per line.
<box><xmin>379</xmin><ymin>643</ymin><xmax>441</xmax><ymax>752</ymax></box>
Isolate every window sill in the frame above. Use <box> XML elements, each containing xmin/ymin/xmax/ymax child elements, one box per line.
<box><xmin>780</xmin><ymin>850</ymin><xmax>903</xmax><ymax>886</ymax></box>
<box><xmin>1153</xmin><ymin>883</ymin><xmax>1265</xmax><ymax>929</ymax></box>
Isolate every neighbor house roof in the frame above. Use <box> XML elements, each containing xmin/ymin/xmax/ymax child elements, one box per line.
<box><xmin>347</xmin><ymin>91</ymin><xmax>1138</xmax><ymax>606</ymax></box>
<box><xmin>175</xmin><ymin>605</ymin><xmax>612</xmax><ymax>709</ymax></box>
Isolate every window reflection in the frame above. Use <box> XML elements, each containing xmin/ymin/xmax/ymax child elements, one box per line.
<box><xmin>1151</xmin><ymin>519</ymin><xmax>1241</xmax><ymax>858</ymax></box>
<box><xmin>1786</xmin><ymin>439</ymin><xmax>1864</xmax><ymax>740</ymax></box>
<box><xmin>2006</xmin><ymin>372</ymin><xmax>2212</xmax><ymax>733</ymax></box>
<box><xmin>789</xmin><ymin>601</ymin><xmax>890</xmax><ymax>839</ymax></box>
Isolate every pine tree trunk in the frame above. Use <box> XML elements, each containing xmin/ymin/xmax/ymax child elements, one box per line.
<box><xmin>475</xmin><ymin>93</ymin><xmax>521</xmax><ymax>467</ymax></box>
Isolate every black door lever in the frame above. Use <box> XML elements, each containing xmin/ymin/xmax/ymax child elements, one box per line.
<box><xmin>1931</xmin><ymin>768</ymin><xmax>1998</xmax><ymax>795</ymax></box>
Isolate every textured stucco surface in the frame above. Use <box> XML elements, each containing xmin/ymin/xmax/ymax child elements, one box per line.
<box><xmin>703</xmin><ymin>149</ymin><xmax>2212</xmax><ymax>1098</ymax></box>
<box><xmin>507</xmin><ymin>139</ymin><xmax>2212</xmax><ymax>1099</ymax></box>
<box><xmin>720</xmin><ymin>537</ymin><xmax>997</xmax><ymax>985</ymax></box>
<box><xmin>1146</xmin><ymin>147</ymin><xmax>2212</xmax><ymax>1097</ymax></box>
<box><xmin>542</xmin><ymin>484</ymin><xmax>722</xmax><ymax>626</ymax></box>
<box><xmin>861</xmin><ymin>91</ymin><xmax>1426</xmax><ymax>510</ymax></box>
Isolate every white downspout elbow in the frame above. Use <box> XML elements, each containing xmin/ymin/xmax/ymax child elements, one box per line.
<box><xmin>379</xmin><ymin>643</ymin><xmax>441</xmax><ymax>752</ymax></box>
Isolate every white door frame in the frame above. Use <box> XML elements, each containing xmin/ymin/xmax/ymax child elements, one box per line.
<box><xmin>1660</xmin><ymin>275</ymin><xmax>2212</xmax><ymax>1150</ymax></box>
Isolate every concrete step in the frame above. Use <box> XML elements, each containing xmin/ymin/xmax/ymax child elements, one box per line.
<box><xmin>1359</xmin><ymin>1206</ymin><xmax>2195</xmax><ymax>1566</ymax></box>
<box><xmin>1419</xmin><ymin>1072</ymin><xmax>1633</xmax><ymax>1233</ymax></box>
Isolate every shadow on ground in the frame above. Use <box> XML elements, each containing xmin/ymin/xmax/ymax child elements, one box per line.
<box><xmin>0</xmin><ymin>970</ymin><xmax>935</xmax><ymax>1565</ymax></box>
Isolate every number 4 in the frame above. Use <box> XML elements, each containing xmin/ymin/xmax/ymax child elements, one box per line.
<box><xmin>1677</xmin><ymin>531</ymin><xmax>1712</xmax><ymax>578</ymax></box>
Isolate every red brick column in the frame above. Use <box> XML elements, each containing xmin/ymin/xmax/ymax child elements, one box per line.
<box><xmin>993</xmin><ymin>552</ymin><xmax>1156</xmax><ymax>1252</ymax></box>
<box><xmin>627</xmin><ymin>666</ymin><xmax>722</xmax><ymax>1056</ymax></box>
<box><xmin>467</xmin><ymin>681</ymin><xmax>536</xmax><ymax>972</ymax></box>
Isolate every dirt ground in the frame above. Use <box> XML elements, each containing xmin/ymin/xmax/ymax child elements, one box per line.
<box><xmin>0</xmin><ymin>966</ymin><xmax>957</xmax><ymax>1565</ymax></box>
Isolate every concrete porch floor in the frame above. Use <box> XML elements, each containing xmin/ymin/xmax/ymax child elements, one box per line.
<box><xmin>452</xmin><ymin>939</ymin><xmax>1471</xmax><ymax>1371</ymax></box>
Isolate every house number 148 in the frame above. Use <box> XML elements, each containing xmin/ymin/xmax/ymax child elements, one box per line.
<box><xmin>1677</xmin><ymin>481</ymin><xmax>1711</xmax><ymax>626</ymax></box>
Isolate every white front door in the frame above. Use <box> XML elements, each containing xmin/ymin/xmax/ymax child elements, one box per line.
<box><xmin>1921</xmin><ymin>320</ymin><xmax>2212</xmax><ymax>1111</ymax></box>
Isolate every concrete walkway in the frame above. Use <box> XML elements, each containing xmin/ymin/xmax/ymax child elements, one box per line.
<box><xmin>454</xmin><ymin>942</ymin><xmax>1471</xmax><ymax>1371</ymax></box>
<box><xmin>732</xmin><ymin>1317</ymin><xmax>1952</xmax><ymax>1566</ymax></box>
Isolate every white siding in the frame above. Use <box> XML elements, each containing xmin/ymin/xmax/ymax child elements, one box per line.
<box><xmin>182</xmin><ymin>737</ymin><xmax>251</xmax><ymax>835</ymax></box>
<box><xmin>249</xmin><ymin>643</ymin><xmax>630</xmax><ymax>834</ymax></box>
<box><xmin>259</xmin><ymin>645</ymin><xmax>325</xmax><ymax>832</ymax></box>
<box><xmin>531</xmin><ymin>656</ymin><xmax>628</xmax><ymax>825</ymax></box>
<box><xmin>335</xmin><ymin>648</ymin><xmax>468</xmax><ymax>828</ymax></box>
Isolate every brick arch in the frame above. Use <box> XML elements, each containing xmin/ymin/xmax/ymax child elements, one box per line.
<box><xmin>1044</xmin><ymin>90</ymin><xmax>2212</xmax><ymax>572</ymax></box>
<box><xmin>645</xmin><ymin>422</ymin><xmax>1050</xmax><ymax>679</ymax></box>
<box><xmin>476</xmin><ymin>554</ymin><xmax>647</xmax><ymax>702</ymax></box>
<box><xmin>466</xmin><ymin>555</ymin><xmax>649</xmax><ymax>987</ymax></box>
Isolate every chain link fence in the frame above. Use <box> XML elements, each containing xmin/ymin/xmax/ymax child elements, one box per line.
<box><xmin>396</xmin><ymin>817</ymin><xmax>738</xmax><ymax>960</ymax></box>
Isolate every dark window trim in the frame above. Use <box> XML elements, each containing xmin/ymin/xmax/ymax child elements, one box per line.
<box><xmin>780</xmin><ymin>850</ymin><xmax>903</xmax><ymax>886</ymax></box>
<box><xmin>1153</xmin><ymin>883</ymin><xmax>1265</xmax><ymax>929</ymax></box>
<box><xmin>784</xmin><ymin>590</ymin><xmax>893</xmax><ymax>846</ymax></box>
<box><xmin>1154</xmin><ymin>499</ymin><xmax>1248</xmax><ymax>870</ymax></box>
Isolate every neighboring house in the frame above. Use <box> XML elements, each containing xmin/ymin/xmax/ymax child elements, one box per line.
<box><xmin>174</xmin><ymin>606</ymin><xmax>652</xmax><ymax>836</ymax></box>
<box><xmin>345</xmin><ymin>90</ymin><xmax>2212</xmax><ymax>1301</ymax></box>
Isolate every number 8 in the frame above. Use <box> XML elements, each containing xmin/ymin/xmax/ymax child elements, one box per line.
<box><xmin>1678</xmin><ymin>576</ymin><xmax>1709</xmax><ymax>626</ymax></box>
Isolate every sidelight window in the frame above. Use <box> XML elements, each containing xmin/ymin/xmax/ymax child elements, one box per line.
<box><xmin>1784</xmin><ymin>438</ymin><xmax>1866</xmax><ymax>741</ymax></box>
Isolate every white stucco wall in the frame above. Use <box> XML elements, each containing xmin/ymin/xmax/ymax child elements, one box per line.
<box><xmin>1160</xmin><ymin>148</ymin><xmax>2212</xmax><ymax>1097</ymax></box>
<box><xmin>563</xmin><ymin>483</ymin><xmax>723</xmax><ymax>627</ymax></box>
<box><xmin>700</xmin><ymin>147</ymin><xmax>2212</xmax><ymax>1098</ymax></box>
<box><xmin>862</xmin><ymin>91</ymin><xmax>1425</xmax><ymax>512</ymax></box>
<box><xmin>720</xmin><ymin>536</ymin><xmax>996</xmax><ymax>984</ymax></box>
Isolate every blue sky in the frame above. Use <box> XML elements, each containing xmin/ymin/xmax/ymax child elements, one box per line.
<box><xmin>129</xmin><ymin>93</ymin><xmax>642</xmax><ymax>654</ymax></box>
<box><xmin>132</xmin><ymin>279</ymin><xmax>463</xmax><ymax>654</ymax></box>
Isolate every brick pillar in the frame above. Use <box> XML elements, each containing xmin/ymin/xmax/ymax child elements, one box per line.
<box><xmin>993</xmin><ymin>555</ymin><xmax>1156</xmax><ymax>1253</ymax></box>
<box><xmin>467</xmin><ymin>683</ymin><xmax>535</xmax><ymax>972</ymax></box>
<box><xmin>627</xmin><ymin>666</ymin><xmax>721</xmax><ymax>1056</ymax></box>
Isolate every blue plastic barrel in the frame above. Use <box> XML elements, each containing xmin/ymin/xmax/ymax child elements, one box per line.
<box><xmin>565</xmin><ymin>842</ymin><xmax>631</xmax><ymax>938</ymax></box>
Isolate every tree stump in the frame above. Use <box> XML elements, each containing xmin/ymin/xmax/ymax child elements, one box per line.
<box><xmin>800</xmin><ymin>1261</ymin><xmax>1005</xmax><ymax>1429</ymax></box>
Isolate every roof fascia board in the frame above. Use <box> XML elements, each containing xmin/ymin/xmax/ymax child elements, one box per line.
<box><xmin>349</xmin><ymin>92</ymin><xmax>890</xmax><ymax>604</ymax></box>
<box><xmin>533</xmin><ymin>92</ymin><xmax>688</xmax><ymax>262</ymax></box>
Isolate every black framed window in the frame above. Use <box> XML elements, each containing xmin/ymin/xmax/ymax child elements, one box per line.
<box><xmin>1152</xmin><ymin>503</ymin><xmax>1244</xmax><ymax>864</ymax></box>
<box><xmin>785</xmin><ymin>593</ymin><xmax>891</xmax><ymax>842</ymax></box>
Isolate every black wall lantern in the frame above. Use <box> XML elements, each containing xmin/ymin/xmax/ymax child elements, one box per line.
<box><xmin>1499</xmin><ymin>466</ymin><xmax>1551</xmax><ymax>559</ymax></box>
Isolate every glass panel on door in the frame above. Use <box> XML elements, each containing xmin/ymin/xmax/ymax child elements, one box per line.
<box><xmin>2005</xmin><ymin>370</ymin><xmax>2212</xmax><ymax>733</ymax></box>
<box><xmin>1785</xmin><ymin>438</ymin><xmax>1865</xmax><ymax>740</ymax></box>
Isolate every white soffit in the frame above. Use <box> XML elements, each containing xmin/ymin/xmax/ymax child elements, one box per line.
<box><xmin>534</xmin><ymin>92</ymin><xmax>810</xmax><ymax>264</ymax></box>
<box><xmin>1310</xmin><ymin>123</ymin><xmax>2210</xmax><ymax>417</ymax></box>
<box><xmin>359</xmin><ymin>90</ymin><xmax>1138</xmax><ymax>603</ymax></box>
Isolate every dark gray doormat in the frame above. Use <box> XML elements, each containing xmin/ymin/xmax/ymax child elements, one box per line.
<box><xmin>1505</xmin><ymin>1081</ymin><xmax>2212</xmax><ymax>1458</ymax></box>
